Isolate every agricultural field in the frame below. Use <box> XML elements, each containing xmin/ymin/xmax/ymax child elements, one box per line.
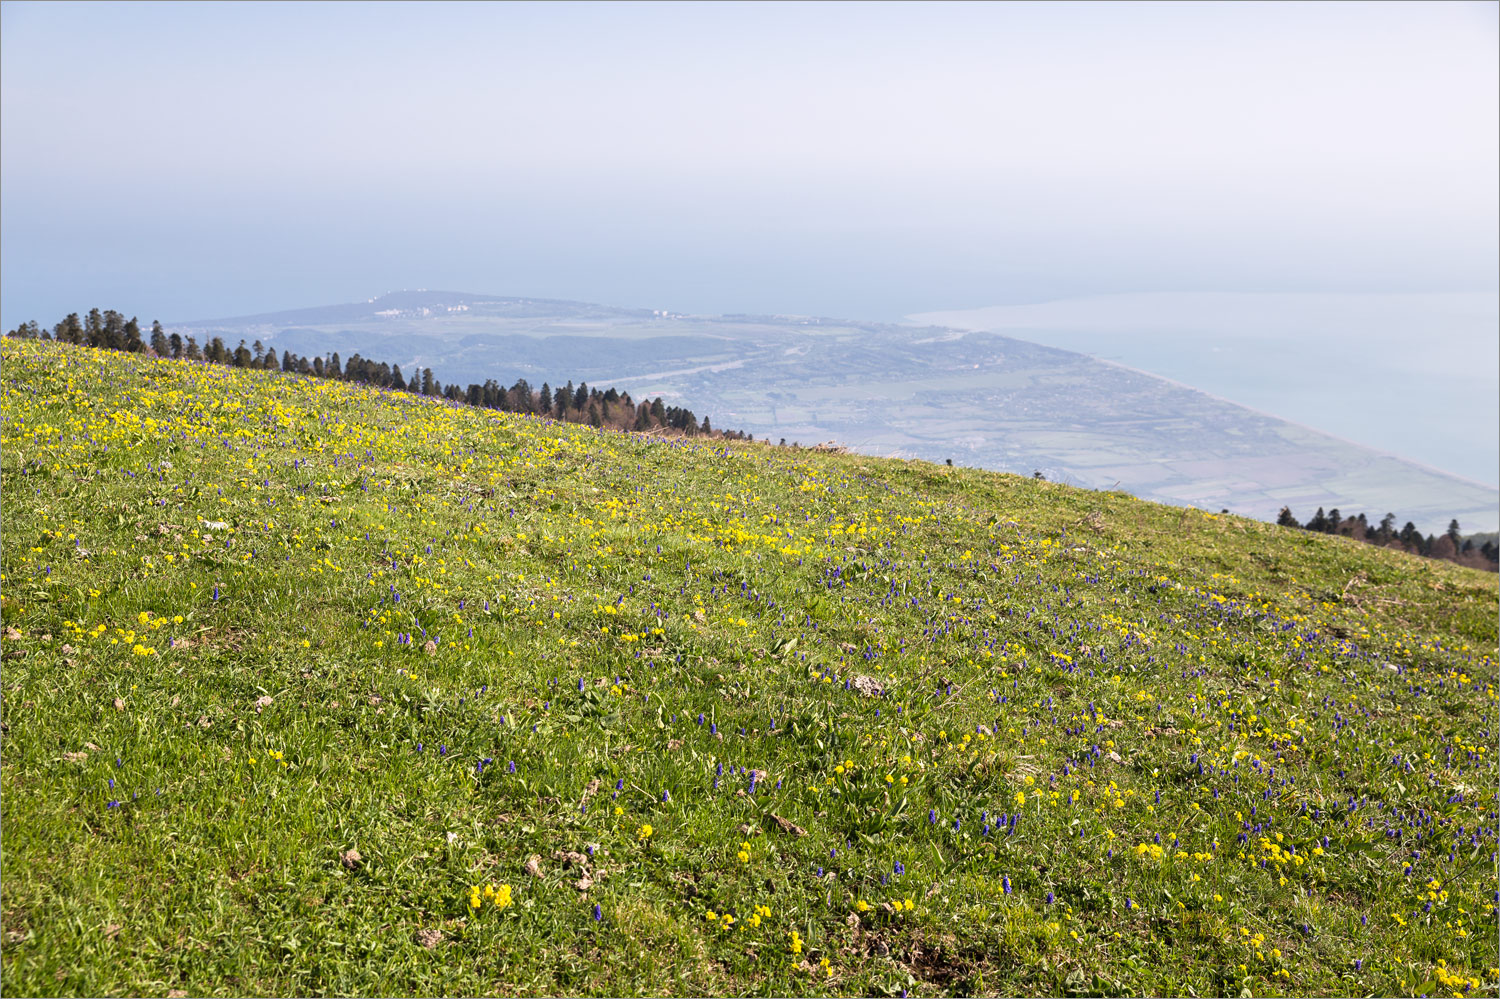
<box><xmin>1</xmin><ymin>338</ymin><xmax>1496</xmax><ymax>997</ymax></box>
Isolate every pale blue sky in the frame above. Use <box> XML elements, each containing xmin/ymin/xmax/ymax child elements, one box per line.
<box><xmin>2</xmin><ymin>0</ymin><xmax>1496</xmax><ymax>327</ymax></box>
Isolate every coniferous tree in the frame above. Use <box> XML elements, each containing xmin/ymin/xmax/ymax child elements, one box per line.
<box><xmin>103</xmin><ymin>311</ymin><xmax>127</xmax><ymax>350</ymax></box>
<box><xmin>122</xmin><ymin>317</ymin><xmax>144</xmax><ymax>352</ymax></box>
<box><xmin>1377</xmin><ymin>513</ymin><xmax>1396</xmax><ymax>544</ymax></box>
<box><xmin>150</xmin><ymin>321</ymin><xmax>169</xmax><ymax>356</ymax></box>
<box><xmin>57</xmin><ymin>313</ymin><xmax>84</xmax><ymax>344</ymax></box>
<box><xmin>86</xmin><ymin>308</ymin><xmax>105</xmax><ymax>348</ymax></box>
<box><xmin>1276</xmin><ymin>507</ymin><xmax>1300</xmax><ymax>528</ymax></box>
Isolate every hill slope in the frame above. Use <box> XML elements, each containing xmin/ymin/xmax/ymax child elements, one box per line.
<box><xmin>1</xmin><ymin>340</ymin><xmax>1496</xmax><ymax>998</ymax></box>
<box><xmin>173</xmin><ymin>290</ymin><xmax>1500</xmax><ymax>533</ymax></box>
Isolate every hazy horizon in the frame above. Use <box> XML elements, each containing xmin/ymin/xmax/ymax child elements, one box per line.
<box><xmin>915</xmin><ymin>291</ymin><xmax>1500</xmax><ymax>488</ymax></box>
<box><xmin>3</xmin><ymin>1</ymin><xmax>1496</xmax><ymax>331</ymax></box>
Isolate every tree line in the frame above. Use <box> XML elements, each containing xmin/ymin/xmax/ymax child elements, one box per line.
<box><xmin>1276</xmin><ymin>505</ymin><xmax>1498</xmax><ymax>572</ymax></box>
<box><xmin>6</xmin><ymin>310</ymin><xmax>748</xmax><ymax>439</ymax></box>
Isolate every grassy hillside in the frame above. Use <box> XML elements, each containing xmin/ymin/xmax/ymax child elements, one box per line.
<box><xmin>173</xmin><ymin>289</ymin><xmax>1500</xmax><ymax>533</ymax></box>
<box><xmin>1</xmin><ymin>339</ymin><xmax>1495</xmax><ymax>998</ymax></box>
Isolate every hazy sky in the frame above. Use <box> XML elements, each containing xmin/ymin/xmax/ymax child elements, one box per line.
<box><xmin>2</xmin><ymin>0</ymin><xmax>1496</xmax><ymax>328</ymax></box>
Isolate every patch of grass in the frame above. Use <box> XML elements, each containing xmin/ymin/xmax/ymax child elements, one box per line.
<box><xmin>1</xmin><ymin>339</ymin><xmax>1496</xmax><ymax>997</ymax></box>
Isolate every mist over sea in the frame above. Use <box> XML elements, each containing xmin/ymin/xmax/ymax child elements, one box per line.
<box><xmin>913</xmin><ymin>292</ymin><xmax>1500</xmax><ymax>491</ymax></box>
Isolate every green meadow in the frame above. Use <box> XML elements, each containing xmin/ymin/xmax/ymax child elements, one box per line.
<box><xmin>1</xmin><ymin>339</ymin><xmax>1495</xmax><ymax>997</ymax></box>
